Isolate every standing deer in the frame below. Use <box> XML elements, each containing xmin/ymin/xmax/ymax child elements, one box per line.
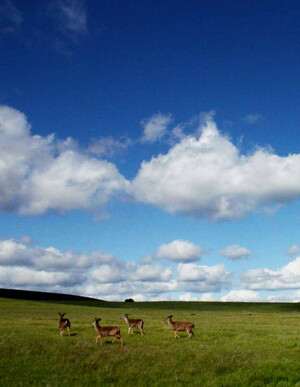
<box><xmin>58</xmin><ymin>312</ymin><xmax>71</xmax><ymax>336</ymax></box>
<box><xmin>165</xmin><ymin>315</ymin><xmax>194</xmax><ymax>338</ymax></box>
<box><xmin>120</xmin><ymin>314</ymin><xmax>144</xmax><ymax>335</ymax></box>
<box><xmin>91</xmin><ymin>318</ymin><xmax>123</xmax><ymax>346</ymax></box>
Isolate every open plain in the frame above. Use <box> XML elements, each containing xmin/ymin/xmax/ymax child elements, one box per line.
<box><xmin>0</xmin><ymin>296</ymin><xmax>300</xmax><ymax>386</ymax></box>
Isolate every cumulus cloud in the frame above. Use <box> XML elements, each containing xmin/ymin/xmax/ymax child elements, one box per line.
<box><xmin>89</xmin><ymin>265</ymin><xmax>124</xmax><ymax>284</ymax></box>
<box><xmin>133</xmin><ymin>115</ymin><xmax>300</xmax><ymax>220</ymax></box>
<box><xmin>0</xmin><ymin>266</ymin><xmax>83</xmax><ymax>288</ymax></box>
<box><xmin>179</xmin><ymin>292</ymin><xmax>215</xmax><ymax>301</ymax></box>
<box><xmin>127</xmin><ymin>264</ymin><xmax>173</xmax><ymax>282</ymax></box>
<box><xmin>221</xmin><ymin>289</ymin><xmax>260</xmax><ymax>302</ymax></box>
<box><xmin>219</xmin><ymin>245</ymin><xmax>251</xmax><ymax>260</ymax></box>
<box><xmin>266</xmin><ymin>291</ymin><xmax>300</xmax><ymax>303</ymax></box>
<box><xmin>0</xmin><ymin>236</ymin><xmax>233</xmax><ymax>300</ymax></box>
<box><xmin>177</xmin><ymin>263</ymin><xmax>232</xmax><ymax>292</ymax></box>
<box><xmin>179</xmin><ymin>292</ymin><xmax>198</xmax><ymax>301</ymax></box>
<box><xmin>81</xmin><ymin>279</ymin><xmax>177</xmax><ymax>300</ymax></box>
<box><xmin>242</xmin><ymin>257</ymin><xmax>300</xmax><ymax>290</ymax></box>
<box><xmin>199</xmin><ymin>293</ymin><xmax>215</xmax><ymax>301</ymax></box>
<box><xmin>149</xmin><ymin>240</ymin><xmax>203</xmax><ymax>263</ymax></box>
<box><xmin>0</xmin><ymin>106</ymin><xmax>129</xmax><ymax>216</ymax></box>
<box><xmin>141</xmin><ymin>113</ymin><xmax>172</xmax><ymax>143</ymax></box>
<box><xmin>0</xmin><ymin>237</ymin><xmax>121</xmax><ymax>269</ymax></box>
<box><xmin>285</xmin><ymin>244</ymin><xmax>300</xmax><ymax>257</ymax></box>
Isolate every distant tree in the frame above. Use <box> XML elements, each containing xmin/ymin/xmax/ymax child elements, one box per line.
<box><xmin>124</xmin><ymin>298</ymin><xmax>135</xmax><ymax>302</ymax></box>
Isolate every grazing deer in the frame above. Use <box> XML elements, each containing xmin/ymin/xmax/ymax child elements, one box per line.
<box><xmin>91</xmin><ymin>318</ymin><xmax>123</xmax><ymax>346</ymax></box>
<box><xmin>120</xmin><ymin>314</ymin><xmax>144</xmax><ymax>335</ymax></box>
<box><xmin>165</xmin><ymin>315</ymin><xmax>194</xmax><ymax>338</ymax></box>
<box><xmin>58</xmin><ymin>312</ymin><xmax>71</xmax><ymax>336</ymax></box>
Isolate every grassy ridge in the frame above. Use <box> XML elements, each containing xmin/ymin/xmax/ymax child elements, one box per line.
<box><xmin>0</xmin><ymin>297</ymin><xmax>300</xmax><ymax>386</ymax></box>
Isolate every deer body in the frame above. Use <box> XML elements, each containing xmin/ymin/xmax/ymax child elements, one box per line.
<box><xmin>121</xmin><ymin>314</ymin><xmax>144</xmax><ymax>335</ymax></box>
<box><xmin>165</xmin><ymin>315</ymin><xmax>194</xmax><ymax>338</ymax></box>
<box><xmin>58</xmin><ymin>313</ymin><xmax>71</xmax><ymax>336</ymax></box>
<box><xmin>91</xmin><ymin>318</ymin><xmax>123</xmax><ymax>346</ymax></box>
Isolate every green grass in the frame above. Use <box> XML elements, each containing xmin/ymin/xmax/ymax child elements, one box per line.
<box><xmin>0</xmin><ymin>297</ymin><xmax>300</xmax><ymax>386</ymax></box>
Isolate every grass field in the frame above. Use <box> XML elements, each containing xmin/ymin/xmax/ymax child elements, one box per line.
<box><xmin>0</xmin><ymin>297</ymin><xmax>300</xmax><ymax>386</ymax></box>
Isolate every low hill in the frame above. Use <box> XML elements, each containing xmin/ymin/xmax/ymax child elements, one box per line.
<box><xmin>0</xmin><ymin>288</ymin><xmax>105</xmax><ymax>302</ymax></box>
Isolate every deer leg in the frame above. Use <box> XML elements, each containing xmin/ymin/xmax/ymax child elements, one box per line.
<box><xmin>100</xmin><ymin>336</ymin><xmax>103</xmax><ymax>346</ymax></box>
<box><xmin>128</xmin><ymin>327</ymin><xmax>131</xmax><ymax>334</ymax></box>
<box><xmin>60</xmin><ymin>329</ymin><xmax>64</xmax><ymax>336</ymax></box>
<box><xmin>175</xmin><ymin>330</ymin><xmax>180</xmax><ymax>338</ymax></box>
<box><xmin>96</xmin><ymin>336</ymin><xmax>99</xmax><ymax>344</ymax></box>
<box><xmin>140</xmin><ymin>327</ymin><xmax>144</xmax><ymax>335</ymax></box>
<box><xmin>119</xmin><ymin>337</ymin><xmax>123</xmax><ymax>346</ymax></box>
<box><xmin>112</xmin><ymin>336</ymin><xmax>116</xmax><ymax>344</ymax></box>
<box><xmin>67</xmin><ymin>327</ymin><xmax>70</xmax><ymax>336</ymax></box>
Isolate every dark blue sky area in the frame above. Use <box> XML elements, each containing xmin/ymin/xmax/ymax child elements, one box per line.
<box><xmin>1</xmin><ymin>0</ymin><xmax>300</xmax><ymax>155</ymax></box>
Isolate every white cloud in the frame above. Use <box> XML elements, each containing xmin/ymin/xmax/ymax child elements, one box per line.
<box><xmin>243</xmin><ymin>114</ymin><xmax>263</xmax><ymax>124</ymax></box>
<box><xmin>266</xmin><ymin>291</ymin><xmax>300</xmax><ymax>303</ymax></box>
<box><xmin>127</xmin><ymin>264</ymin><xmax>173</xmax><ymax>282</ymax></box>
<box><xmin>89</xmin><ymin>265</ymin><xmax>124</xmax><ymax>284</ymax></box>
<box><xmin>141</xmin><ymin>113</ymin><xmax>172</xmax><ymax>143</ymax></box>
<box><xmin>179</xmin><ymin>292</ymin><xmax>216</xmax><ymax>301</ymax></box>
<box><xmin>199</xmin><ymin>293</ymin><xmax>215</xmax><ymax>301</ymax></box>
<box><xmin>286</xmin><ymin>244</ymin><xmax>300</xmax><ymax>257</ymax></box>
<box><xmin>179</xmin><ymin>292</ymin><xmax>198</xmax><ymax>301</ymax></box>
<box><xmin>0</xmin><ymin>238</ymin><xmax>30</xmax><ymax>265</ymax></box>
<box><xmin>56</xmin><ymin>0</ymin><xmax>87</xmax><ymax>35</ymax></box>
<box><xmin>178</xmin><ymin>262</ymin><xmax>229</xmax><ymax>282</ymax></box>
<box><xmin>133</xmin><ymin>115</ymin><xmax>300</xmax><ymax>220</ymax></box>
<box><xmin>177</xmin><ymin>263</ymin><xmax>231</xmax><ymax>292</ymax></box>
<box><xmin>153</xmin><ymin>240</ymin><xmax>203</xmax><ymax>262</ymax></box>
<box><xmin>81</xmin><ymin>279</ymin><xmax>177</xmax><ymax>300</ymax></box>
<box><xmin>0</xmin><ymin>237</ymin><xmax>121</xmax><ymax>270</ymax></box>
<box><xmin>88</xmin><ymin>136</ymin><xmax>132</xmax><ymax>158</ymax></box>
<box><xmin>221</xmin><ymin>290</ymin><xmax>260</xmax><ymax>302</ymax></box>
<box><xmin>242</xmin><ymin>257</ymin><xmax>300</xmax><ymax>290</ymax></box>
<box><xmin>0</xmin><ymin>235</ymin><xmax>233</xmax><ymax>299</ymax></box>
<box><xmin>0</xmin><ymin>266</ymin><xmax>83</xmax><ymax>287</ymax></box>
<box><xmin>219</xmin><ymin>245</ymin><xmax>251</xmax><ymax>260</ymax></box>
<box><xmin>0</xmin><ymin>106</ymin><xmax>129</xmax><ymax>216</ymax></box>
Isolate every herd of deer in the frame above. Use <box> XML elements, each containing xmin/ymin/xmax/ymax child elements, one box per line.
<box><xmin>58</xmin><ymin>312</ymin><xmax>194</xmax><ymax>346</ymax></box>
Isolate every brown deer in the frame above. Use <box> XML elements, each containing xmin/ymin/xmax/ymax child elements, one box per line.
<box><xmin>165</xmin><ymin>315</ymin><xmax>194</xmax><ymax>338</ymax></box>
<box><xmin>91</xmin><ymin>318</ymin><xmax>123</xmax><ymax>346</ymax></box>
<box><xmin>120</xmin><ymin>314</ymin><xmax>144</xmax><ymax>335</ymax></box>
<box><xmin>58</xmin><ymin>312</ymin><xmax>71</xmax><ymax>336</ymax></box>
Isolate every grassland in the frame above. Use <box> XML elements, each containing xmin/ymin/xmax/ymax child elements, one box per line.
<box><xmin>0</xmin><ymin>296</ymin><xmax>300</xmax><ymax>386</ymax></box>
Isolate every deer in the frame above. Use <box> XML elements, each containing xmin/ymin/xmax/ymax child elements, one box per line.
<box><xmin>120</xmin><ymin>313</ymin><xmax>144</xmax><ymax>335</ymax></box>
<box><xmin>58</xmin><ymin>312</ymin><xmax>71</xmax><ymax>336</ymax></box>
<box><xmin>91</xmin><ymin>318</ymin><xmax>123</xmax><ymax>346</ymax></box>
<box><xmin>165</xmin><ymin>315</ymin><xmax>194</xmax><ymax>339</ymax></box>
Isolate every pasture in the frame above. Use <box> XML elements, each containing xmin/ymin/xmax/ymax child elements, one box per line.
<box><xmin>0</xmin><ymin>296</ymin><xmax>300</xmax><ymax>386</ymax></box>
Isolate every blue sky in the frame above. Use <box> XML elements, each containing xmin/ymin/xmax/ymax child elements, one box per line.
<box><xmin>1</xmin><ymin>0</ymin><xmax>300</xmax><ymax>301</ymax></box>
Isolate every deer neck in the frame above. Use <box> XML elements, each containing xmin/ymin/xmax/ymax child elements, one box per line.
<box><xmin>124</xmin><ymin>317</ymin><xmax>130</xmax><ymax>324</ymax></box>
<box><xmin>94</xmin><ymin>322</ymin><xmax>101</xmax><ymax>333</ymax></box>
